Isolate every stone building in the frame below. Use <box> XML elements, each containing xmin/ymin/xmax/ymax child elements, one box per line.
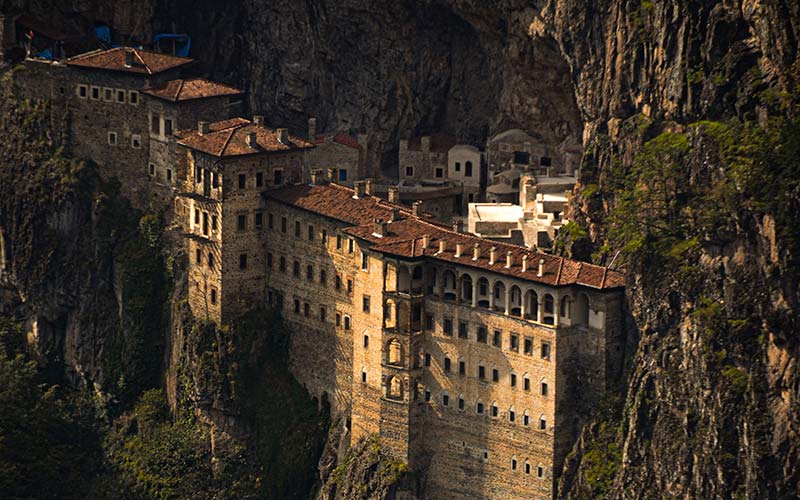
<box><xmin>255</xmin><ymin>177</ymin><xmax>625</xmax><ymax>499</ymax></box>
<box><xmin>305</xmin><ymin>117</ymin><xmax>366</xmax><ymax>186</ymax></box>
<box><xmin>176</xmin><ymin>117</ymin><xmax>314</xmax><ymax>323</ymax></box>
<box><xmin>399</xmin><ymin>133</ymin><xmax>456</xmax><ymax>181</ymax></box>
<box><xmin>487</xmin><ymin>128</ymin><xmax>561</xmax><ymax>176</ymax></box>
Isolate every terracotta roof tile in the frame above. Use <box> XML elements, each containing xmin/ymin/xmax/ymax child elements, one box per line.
<box><xmin>67</xmin><ymin>47</ymin><xmax>193</xmax><ymax>75</ymax></box>
<box><xmin>265</xmin><ymin>183</ymin><xmax>624</xmax><ymax>290</ymax></box>
<box><xmin>407</xmin><ymin>132</ymin><xmax>457</xmax><ymax>153</ymax></box>
<box><xmin>313</xmin><ymin>132</ymin><xmax>362</xmax><ymax>150</ymax></box>
<box><xmin>177</xmin><ymin>118</ymin><xmax>314</xmax><ymax>157</ymax></box>
<box><xmin>143</xmin><ymin>78</ymin><xmax>243</xmax><ymax>102</ymax></box>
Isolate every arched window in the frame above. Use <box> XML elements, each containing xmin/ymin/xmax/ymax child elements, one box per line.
<box><xmin>461</xmin><ymin>274</ymin><xmax>473</xmax><ymax>302</ymax></box>
<box><xmin>526</xmin><ymin>290</ymin><xmax>539</xmax><ymax>320</ymax></box>
<box><xmin>509</xmin><ymin>285</ymin><xmax>522</xmax><ymax>316</ymax></box>
<box><xmin>523</xmin><ymin>410</ymin><xmax>530</xmax><ymax>426</ymax></box>
<box><xmin>523</xmin><ymin>373</ymin><xmax>531</xmax><ymax>391</ymax></box>
<box><xmin>493</xmin><ymin>281</ymin><xmax>506</xmax><ymax>312</ymax></box>
<box><xmin>476</xmin><ymin>400</ymin><xmax>485</xmax><ymax>414</ymax></box>
<box><xmin>388</xmin><ymin>339</ymin><xmax>403</xmax><ymax>365</ymax></box>
<box><xmin>511</xmin><ymin>456</ymin><xmax>518</xmax><ymax>471</ymax></box>
<box><xmin>443</xmin><ymin>270</ymin><xmax>457</xmax><ymax>300</ymax></box>
<box><xmin>525</xmin><ymin>461</ymin><xmax>531</xmax><ymax>475</ymax></box>
<box><xmin>442</xmin><ymin>392</ymin><xmax>450</xmax><ymax>407</ymax></box>
<box><xmin>491</xmin><ymin>401</ymin><xmax>499</xmax><ymax>417</ymax></box>
<box><xmin>387</xmin><ymin>376</ymin><xmax>403</xmax><ymax>399</ymax></box>
<box><xmin>457</xmin><ymin>394</ymin><xmax>465</xmax><ymax>411</ymax></box>
<box><xmin>543</xmin><ymin>294</ymin><xmax>555</xmax><ymax>324</ymax></box>
<box><xmin>541</xmin><ymin>378</ymin><xmax>549</xmax><ymax>396</ymax></box>
<box><xmin>539</xmin><ymin>414</ymin><xmax>547</xmax><ymax>431</ymax></box>
<box><xmin>560</xmin><ymin>296</ymin><xmax>572</xmax><ymax>318</ymax></box>
<box><xmin>537</xmin><ymin>464</ymin><xmax>545</xmax><ymax>478</ymax></box>
<box><xmin>508</xmin><ymin>406</ymin><xmax>516</xmax><ymax>423</ymax></box>
<box><xmin>477</xmin><ymin>278</ymin><xmax>490</xmax><ymax>307</ymax></box>
<box><xmin>575</xmin><ymin>293</ymin><xmax>590</xmax><ymax>325</ymax></box>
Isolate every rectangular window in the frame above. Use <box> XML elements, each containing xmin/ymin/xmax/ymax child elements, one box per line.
<box><xmin>90</xmin><ymin>86</ymin><xmax>100</xmax><ymax>100</ymax></box>
<box><xmin>164</xmin><ymin>119</ymin><xmax>173</xmax><ymax>136</ymax></box>
<box><xmin>166</xmin><ymin>168</ymin><xmax>173</xmax><ymax>182</ymax></box>
<box><xmin>335</xmin><ymin>275</ymin><xmax>341</xmax><ymax>290</ymax></box>
<box><xmin>541</xmin><ymin>342</ymin><xmax>551</xmax><ymax>360</ymax></box>
<box><xmin>202</xmin><ymin>213</ymin><xmax>209</xmax><ymax>235</ymax></box>
<box><xmin>361</xmin><ymin>371</ymin><xmax>367</xmax><ymax>384</ymax></box>
<box><xmin>510</xmin><ymin>373</ymin><xmax>517</xmax><ymax>387</ymax></box>
<box><xmin>255</xmin><ymin>212</ymin><xmax>263</xmax><ymax>228</ymax></box>
<box><xmin>454</xmin><ymin>162</ymin><xmax>461</xmax><ymax>172</ymax></box>
<box><xmin>128</xmin><ymin>90</ymin><xmax>139</xmax><ymax>105</ymax></box>
<box><xmin>207</xmin><ymin>253</ymin><xmax>214</xmax><ymax>270</ymax></box>
<box><xmin>151</xmin><ymin>115</ymin><xmax>160</xmax><ymax>134</ymax></box>
<box><xmin>320</xmin><ymin>306</ymin><xmax>327</xmax><ymax>322</ymax></box>
<box><xmin>458</xmin><ymin>361</ymin><xmax>466</xmax><ymax>375</ymax></box>
<box><xmin>293</xmin><ymin>261</ymin><xmax>300</xmax><ymax>277</ymax></box>
<box><xmin>465</xmin><ymin>161</ymin><xmax>473</xmax><ymax>177</ymax></box>
<box><xmin>335</xmin><ymin>312</ymin><xmax>342</xmax><ymax>327</ymax></box>
<box><xmin>279</xmin><ymin>257</ymin><xmax>286</xmax><ymax>272</ymax></box>
<box><xmin>212</xmin><ymin>171</ymin><xmax>218</xmax><ymax>188</ymax></box>
<box><xmin>524</xmin><ymin>337</ymin><xmax>533</xmax><ymax>355</ymax></box>
<box><xmin>493</xmin><ymin>330</ymin><xmax>502</xmax><ymax>347</ymax></box>
<box><xmin>268</xmin><ymin>213</ymin><xmax>274</xmax><ymax>229</ymax></box>
<box><xmin>424</xmin><ymin>353</ymin><xmax>431</xmax><ymax>367</ymax></box>
<box><xmin>274</xmin><ymin>169</ymin><xmax>284</xmax><ymax>185</ymax></box>
<box><xmin>339</xmin><ymin>169</ymin><xmax>347</xmax><ymax>182</ymax></box>
<box><xmin>320</xmin><ymin>270</ymin><xmax>327</xmax><ymax>285</ymax></box>
<box><xmin>458</xmin><ymin>322</ymin><xmax>468</xmax><ymax>339</ymax></box>
<box><xmin>210</xmin><ymin>288</ymin><xmax>217</xmax><ymax>304</ymax></box>
<box><xmin>361</xmin><ymin>252</ymin><xmax>368</xmax><ymax>271</ymax></box>
<box><xmin>237</xmin><ymin>214</ymin><xmax>246</xmax><ymax>231</ymax></box>
<box><xmin>238</xmin><ymin>174</ymin><xmax>246</xmax><ymax>189</ymax></box>
<box><xmin>256</xmin><ymin>172</ymin><xmax>264</xmax><ymax>187</ymax></box>
<box><xmin>477</xmin><ymin>327</ymin><xmax>487</xmax><ymax>343</ymax></box>
<box><xmin>131</xmin><ymin>134</ymin><xmax>141</xmax><ymax>149</ymax></box>
<box><xmin>194</xmin><ymin>208</ymin><xmax>200</xmax><ymax>224</ymax></box>
<box><xmin>281</xmin><ymin>217</ymin><xmax>287</xmax><ymax>233</ymax></box>
<box><xmin>405</xmin><ymin>166</ymin><xmax>414</xmax><ymax>177</ymax></box>
<box><xmin>362</xmin><ymin>295</ymin><xmax>370</xmax><ymax>313</ymax></box>
<box><xmin>295</xmin><ymin>221</ymin><xmax>301</xmax><ymax>237</ymax></box>
<box><xmin>239</xmin><ymin>254</ymin><xmax>247</xmax><ymax>269</ymax></box>
<box><xmin>267</xmin><ymin>253</ymin><xmax>273</xmax><ymax>269</ymax></box>
<box><xmin>524</xmin><ymin>377</ymin><xmax>531</xmax><ymax>391</ymax></box>
<box><xmin>195</xmin><ymin>248</ymin><xmax>201</xmax><ymax>264</ymax></box>
<box><xmin>149</xmin><ymin>163</ymin><xmax>156</xmax><ymax>176</ymax></box>
<box><xmin>107</xmin><ymin>131</ymin><xmax>117</xmax><ymax>146</ymax></box>
<box><xmin>321</xmin><ymin>229</ymin><xmax>327</xmax><ymax>244</ymax></box>
<box><xmin>434</xmin><ymin>167</ymin><xmax>444</xmax><ymax>178</ymax></box>
<box><xmin>103</xmin><ymin>87</ymin><xmax>113</xmax><ymax>101</ymax></box>
<box><xmin>344</xmin><ymin>315</ymin><xmax>351</xmax><ymax>330</ymax></box>
<box><xmin>444</xmin><ymin>358</ymin><xmax>451</xmax><ymax>372</ymax></box>
<box><xmin>348</xmin><ymin>239</ymin><xmax>354</xmax><ymax>254</ymax></box>
<box><xmin>115</xmin><ymin>89</ymin><xmax>126</xmax><ymax>103</ymax></box>
<box><xmin>541</xmin><ymin>382</ymin><xmax>549</xmax><ymax>396</ymax></box>
<box><xmin>76</xmin><ymin>84</ymin><xmax>88</xmax><ymax>98</ymax></box>
<box><xmin>308</xmin><ymin>224</ymin><xmax>314</xmax><ymax>241</ymax></box>
<box><xmin>510</xmin><ymin>334</ymin><xmax>519</xmax><ymax>352</ymax></box>
<box><xmin>442</xmin><ymin>394</ymin><xmax>449</xmax><ymax>406</ymax></box>
<box><xmin>443</xmin><ymin>319</ymin><xmax>453</xmax><ymax>336</ymax></box>
<box><xmin>425</xmin><ymin>390</ymin><xmax>431</xmax><ymax>402</ymax></box>
<box><xmin>478</xmin><ymin>366</ymin><xmax>486</xmax><ymax>379</ymax></box>
<box><xmin>294</xmin><ymin>299</ymin><xmax>301</xmax><ymax>314</ymax></box>
<box><xmin>425</xmin><ymin>314</ymin><xmax>434</xmax><ymax>330</ymax></box>
<box><xmin>347</xmin><ymin>279</ymin><xmax>353</xmax><ymax>294</ymax></box>
<box><xmin>363</xmin><ymin>335</ymin><xmax>369</xmax><ymax>348</ymax></box>
<box><xmin>540</xmin><ymin>156</ymin><xmax>552</xmax><ymax>167</ymax></box>
<box><xmin>458</xmin><ymin>397</ymin><xmax>465</xmax><ymax>410</ymax></box>
<box><xmin>492</xmin><ymin>368</ymin><xmax>499</xmax><ymax>383</ymax></box>
<box><xmin>306</xmin><ymin>265</ymin><xmax>314</xmax><ymax>281</ymax></box>
<box><xmin>336</xmin><ymin>234</ymin><xmax>342</xmax><ymax>250</ymax></box>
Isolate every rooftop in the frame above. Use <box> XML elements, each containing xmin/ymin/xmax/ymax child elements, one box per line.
<box><xmin>471</xmin><ymin>203</ymin><xmax>525</xmax><ymax>222</ymax></box>
<box><xmin>67</xmin><ymin>47</ymin><xmax>193</xmax><ymax>75</ymax></box>
<box><xmin>143</xmin><ymin>78</ymin><xmax>243</xmax><ymax>102</ymax></box>
<box><xmin>313</xmin><ymin>132</ymin><xmax>362</xmax><ymax>150</ymax></box>
<box><xmin>176</xmin><ymin>118</ymin><xmax>315</xmax><ymax>158</ymax></box>
<box><xmin>406</xmin><ymin>132</ymin><xmax>456</xmax><ymax>153</ymax></box>
<box><xmin>265</xmin><ymin>182</ymin><xmax>624</xmax><ymax>290</ymax></box>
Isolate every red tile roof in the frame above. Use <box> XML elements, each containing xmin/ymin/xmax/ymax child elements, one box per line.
<box><xmin>176</xmin><ymin>118</ymin><xmax>315</xmax><ymax>158</ymax></box>
<box><xmin>313</xmin><ymin>132</ymin><xmax>362</xmax><ymax>150</ymax></box>
<box><xmin>67</xmin><ymin>47</ymin><xmax>193</xmax><ymax>75</ymax></box>
<box><xmin>143</xmin><ymin>78</ymin><xmax>243</xmax><ymax>102</ymax></box>
<box><xmin>265</xmin><ymin>183</ymin><xmax>624</xmax><ymax>290</ymax></box>
<box><xmin>407</xmin><ymin>132</ymin><xmax>457</xmax><ymax>153</ymax></box>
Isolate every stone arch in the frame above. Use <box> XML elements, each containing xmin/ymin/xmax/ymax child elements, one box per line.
<box><xmin>442</xmin><ymin>270</ymin><xmax>457</xmax><ymax>300</ymax></box>
<box><xmin>575</xmin><ymin>292</ymin><xmax>590</xmax><ymax>325</ymax></box>
<box><xmin>383</xmin><ymin>298</ymin><xmax>397</xmax><ymax>329</ymax></box>
<box><xmin>525</xmin><ymin>289</ymin><xmax>539</xmax><ymax>321</ymax></box>
<box><xmin>493</xmin><ymin>280</ymin><xmax>506</xmax><ymax>312</ymax></box>
<box><xmin>460</xmin><ymin>273</ymin><xmax>474</xmax><ymax>303</ymax></box>
<box><xmin>387</xmin><ymin>338</ymin><xmax>403</xmax><ymax>366</ymax></box>
<box><xmin>509</xmin><ymin>285</ymin><xmax>522</xmax><ymax>317</ymax></box>
<box><xmin>425</xmin><ymin>266</ymin><xmax>438</xmax><ymax>294</ymax></box>
<box><xmin>387</xmin><ymin>375</ymin><xmax>403</xmax><ymax>399</ymax></box>
<box><xmin>384</xmin><ymin>261</ymin><xmax>398</xmax><ymax>292</ymax></box>
<box><xmin>477</xmin><ymin>277</ymin><xmax>490</xmax><ymax>307</ymax></box>
<box><xmin>539</xmin><ymin>413</ymin><xmax>547</xmax><ymax>431</ymax></box>
<box><xmin>560</xmin><ymin>295</ymin><xmax>572</xmax><ymax>318</ymax></box>
<box><xmin>542</xmin><ymin>293</ymin><xmax>555</xmax><ymax>325</ymax></box>
<box><xmin>491</xmin><ymin>400</ymin><xmax>499</xmax><ymax>417</ymax></box>
<box><xmin>523</xmin><ymin>409</ymin><xmax>531</xmax><ymax>426</ymax></box>
<box><xmin>397</xmin><ymin>265</ymin><xmax>412</xmax><ymax>293</ymax></box>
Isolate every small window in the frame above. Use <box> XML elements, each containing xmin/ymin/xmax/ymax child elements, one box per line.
<box><xmin>524</xmin><ymin>413</ymin><xmax>531</xmax><ymax>426</ymax></box>
<box><xmin>103</xmin><ymin>87</ymin><xmax>113</xmax><ymax>101</ymax></box>
<box><xmin>348</xmin><ymin>239</ymin><xmax>354</xmax><ymax>254</ymax></box>
<box><xmin>493</xmin><ymin>330</ymin><xmax>502</xmax><ymax>347</ymax></box>
<box><xmin>166</xmin><ymin>168</ymin><xmax>173</xmax><ymax>182</ymax></box>
<box><xmin>540</xmin><ymin>156</ymin><xmax>552</xmax><ymax>167</ymax></box>
<box><xmin>525</xmin><ymin>462</ymin><xmax>531</xmax><ymax>475</ymax></box>
<box><xmin>434</xmin><ymin>167</ymin><xmax>444</xmax><ymax>178</ymax></box>
<box><xmin>335</xmin><ymin>275</ymin><xmax>341</xmax><ymax>290</ymax></box>
<box><xmin>295</xmin><ymin>221</ymin><xmax>301</xmax><ymax>237</ymax></box>
<box><xmin>511</xmin><ymin>458</ymin><xmax>517</xmax><ymax>471</ymax></box>
<box><xmin>128</xmin><ymin>90</ymin><xmax>139</xmax><ymax>105</ymax></box>
<box><xmin>281</xmin><ymin>217</ymin><xmax>287</xmax><ymax>233</ymax></box>
<box><xmin>458</xmin><ymin>322</ymin><xmax>468</xmax><ymax>339</ymax></box>
<box><xmin>335</xmin><ymin>312</ymin><xmax>342</xmax><ymax>327</ymax></box>
<box><xmin>239</xmin><ymin>174</ymin><xmax>246</xmax><ymax>189</ymax></box>
<box><xmin>294</xmin><ymin>299</ymin><xmax>301</xmax><ymax>314</ymax></box>
<box><xmin>425</xmin><ymin>390</ymin><xmax>431</xmax><ymax>402</ymax></box>
<box><xmin>131</xmin><ymin>134</ymin><xmax>142</xmax><ymax>149</ymax></box>
<box><xmin>108</xmin><ymin>131</ymin><xmax>118</xmax><ymax>146</ymax></box>
<box><xmin>361</xmin><ymin>252</ymin><xmax>369</xmax><ymax>271</ymax></box>
<box><xmin>208</xmin><ymin>253</ymin><xmax>214</xmax><ymax>269</ymax></box>
<box><xmin>424</xmin><ymin>353</ymin><xmax>431</xmax><ymax>366</ymax></box>
<box><xmin>541</xmin><ymin>342</ymin><xmax>551</xmax><ymax>360</ymax></box>
<box><xmin>537</xmin><ymin>466</ymin><xmax>544</xmax><ymax>478</ymax></box>
<box><xmin>237</xmin><ymin>214</ymin><xmax>246</xmax><ymax>231</ymax></box>
<box><xmin>256</xmin><ymin>172</ymin><xmax>264</xmax><ymax>187</ymax></box>
<box><xmin>321</xmin><ymin>229</ymin><xmax>327</xmax><ymax>244</ymax></box>
<box><xmin>425</xmin><ymin>314</ymin><xmax>434</xmax><ymax>330</ymax></box>
<box><xmin>211</xmin><ymin>215</ymin><xmax>217</xmax><ymax>232</ymax></box>
<box><xmin>524</xmin><ymin>376</ymin><xmax>531</xmax><ymax>391</ymax></box>
<box><xmin>458</xmin><ymin>360</ymin><xmax>466</xmax><ymax>375</ymax></box>
<box><xmin>347</xmin><ymin>279</ymin><xmax>353</xmax><ymax>294</ymax></box>
<box><xmin>363</xmin><ymin>335</ymin><xmax>369</xmax><ymax>348</ymax></box>
<box><xmin>444</xmin><ymin>357</ymin><xmax>451</xmax><ymax>372</ymax></box>
<box><xmin>76</xmin><ymin>84</ymin><xmax>88</xmax><ymax>98</ymax></box>
<box><xmin>510</xmin><ymin>373</ymin><xmax>517</xmax><ymax>387</ymax></box>
<box><xmin>274</xmin><ymin>169</ymin><xmax>284</xmax><ymax>185</ymax></box>
<box><xmin>362</xmin><ymin>295</ymin><xmax>370</xmax><ymax>313</ymax></box>
<box><xmin>539</xmin><ymin>416</ymin><xmax>547</xmax><ymax>430</ymax></box>
<box><xmin>405</xmin><ymin>166</ymin><xmax>414</xmax><ymax>177</ymax></box>
<box><xmin>210</xmin><ymin>288</ymin><xmax>217</xmax><ymax>304</ymax></box>
<box><xmin>476</xmin><ymin>402</ymin><xmax>484</xmax><ymax>414</ymax></box>
<box><xmin>255</xmin><ymin>212</ymin><xmax>263</xmax><ymax>228</ymax></box>
<box><xmin>266</xmin><ymin>253</ymin><xmax>273</xmax><ymax>268</ymax></box>
<box><xmin>164</xmin><ymin>119</ymin><xmax>173</xmax><ymax>136</ymax></box>
<box><xmin>454</xmin><ymin>161</ymin><xmax>461</xmax><ymax>172</ymax></box>
<box><xmin>303</xmin><ymin>302</ymin><xmax>310</xmax><ymax>317</ymax></box>
<box><xmin>361</xmin><ymin>370</ymin><xmax>367</xmax><ymax>384</ymax></box>
<box><xmin>115</xmin><ymin>89</ymin><xmax>126</xmax><ymax>103</ymax></box>
<box><xmin>336</xmin><ymin>234</ymin><xmax>343</xmax><ymax>250</ymax></box>
<box><xmin>308</xmin><ymin>225</ymin><xmax>314</xmax><ymax>241</ymax></box>
<box><xmin>239</xmin><ymin>254</ymin><xmax>248</xmax><ymax>269</ymax></box>
<box><xmin>338</xmin><ymin>169</ymin><xmax>348</xmax><ymax>182</ymax></box>
<box><xmin>524</xmin><ymin>338</ymin><xmax>533</xmax><ymax>355</ymax></box>
<box><xmin>306</xmin><ymin>265</ymin><xmax>314</xmax><ymax>281</ymax></box>
<box><xmin>510</xmin><ymin>334</ymin><xmax>519</xmax><ymax>352</ymax></box>
<box><xmin>344</xmin><ymin>315</ymin><xmax>351</xmax><ymax>330</ymax></box>
<box><xmin>293</xmin><ymin>261</ymin><xmax>300</xmax><ymax>277</ymax></box>
<box><xmin>443</xmin><ymin>319</ymin><xmax>453</xmax><ymax>336</ymax></box>
<box><xmin>90</xmin><ymin>86</ymin><xmax>100</xmax><ymax>100</ymax></box>
<box><xmin>442</xmin><ymin>393</ymin><xmax>449</xmax><ymax>406</ymax></box>
<box><xmin>491</xmin><ymin>404</ymin><xmax>499</xmax><ymax>417</ymax></box>
<box><xmin>541</xmin><ymin>381</ymin><xmax>549</xmax><ymax>396</ymax></box>
<box><xmin>149</xmin><ymin>163</ymin><xmax>156</xmax><ymax>176</ymax></box>
<box><xmin>194</xmin><ymin>209</ymin><xmax>200</xmax><ymax>224</ymax></box>
<box><xmin>268</xmin><ymin>213</ymin><xmax>274</xmax><ymax>229</ymax></box>
<box><xmin>509</xmin><ymin>409</ymin><xmax>516</xmax><ymax>423</ymax></box>
<box><xmin>458</xmin><ymin>396</ymin><xmax>465</xmax><ymax>411</ymax></box>
<box><xmin>202</xmin><ymin>213</ymin><xmax>209</xmax><ymax>235</ymax></box>
<box><xmin>492</xmin><ymin>368</ymin><xmax>499</xmax><ymax>383</ymax></box>
<box><xmin>477</xmin><ymin>327</ymin><xmax>487</xmax><ymax>343</ymax></box>
<box><xmin>279</xmin><ymin>257</ymin><xmax>286</xmax><ymax>272</ymax></box>
<box><xmin>478</xmin><ymin>365</ymin><xmax>486</xmax><ymax>380</ymax></box>
<box><xmin>151</xmin><ymin>115</ymin><xmax>160</xmax><ymax>134</ymax></box>
<box><xmin>320</xmin><ymin>270</ymin><xmax>327</xmax><ymax>285</ymax></box>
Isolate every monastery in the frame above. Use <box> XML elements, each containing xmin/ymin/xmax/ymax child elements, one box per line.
<box><xmin>14</xmin><ymin>45</ymin><xmax>626</xmax><ymax>500</ymax></box>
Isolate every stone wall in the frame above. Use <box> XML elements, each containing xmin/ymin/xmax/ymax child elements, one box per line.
<box><xmin>305</xmin><ymin>137</ymin><xmax>363</xmax><ymax>185</ymax></box>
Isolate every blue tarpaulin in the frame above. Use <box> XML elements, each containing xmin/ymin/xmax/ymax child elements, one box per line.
<box><xmin>95</xmin><ymin>25</ymin><xmax>111</xmax><ymax>44</ymax></box>
<box><xmin>153</xmin><ymin>33</ymin><xmax>191</xmax><ymax>57</ymax></box>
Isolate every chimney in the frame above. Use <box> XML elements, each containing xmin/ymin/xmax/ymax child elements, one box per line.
<box><xmin>198</xmin><ymin>121</ymin><xmax>210</xmax><ymax>135</ymax></box>
<box><xmin>472</xmin><ymin>243</ymin><xmax>481</xmax><ymax>261</ymax></box>
<box><xmin>390</xmin><ymin>207</ymin><xmax>401</xmax><ymax>222</ymax></box>
<box><xmin>327</xmin><ymin>167</ymin><xmax>337</xmax><ymax>182</ymax></box>
<box><xmin>522</xmin><ymin>255</ymin><xmax>528</xmax><ymax>273</ymax></box>
<box><xmin>505</xmin><ymin>251</ymin><xmax>513</xmax><ymax>269</ymax></box>
<box><xmin>246</xmin><ymin>131</ymin><xmax>258</xmax><ymax>149</ymax></box>
<box><xmin>365</xmin><ymin>178</ymin><xmax>374</xmax><ymax>196</ymax></box>
<box><xmin>489</xmin><ymin>247</ymin><xmax>497</xmax><ymax>265</ymax></box>
<box><xmin>308</xmin><ymin>117</ymin><xmax>317</xmax><ymax>140</ymax></box>
<box><xmin>124</xmin><ymin>49</ymin><xmax>134</xmax><ymax>68</ymax></box>
<box><xmin>437</xmin><ymin>240</ymin><xmax>446</xmax><ymax>254</ymax></box>
<box><xmin>276</xmin><ymin>128</ymin><xmax>289</xmax><ymax>144</ymax></box>
<box><xmin>455</xmin><ymin>243</ymin><xmax>463</xmax><ymax>258</ymax></box>
<box><xmin>353</xmin><ymin>181</ymin><xmax>366</xmax><ymax>199</ymax></box>
<box><xmin>422</xmin><ymin>235</ymin><xmax>431</xmax><ymax>249</ymax></box>
<box><xmin>537</xmin><ymin>258</ymin><xmax>545</xmax><ymax>277</ymax></box>
<box><xmin>388</xmin><ymin>186</ymin><xmax>400</xmax><ymax>204</ymax></box>
<box><xmin>412</xmin><ymin>201</ymin><xmax>423</xmax><ymax>217</ymax></box>
<box><xmin>373</xmin><ymin>218</ymin><xmax>387</xmax><ymax>237</ymax></box>
<box><xmin>452</xmin><ymin>219</ymin><xmax>463</xmax><ymax>233</ymax></box>
<box><xmin>310</xmin><ymin>169</ymin><xmax>324</xmax><ymax>185</ymax></box>
<box><xmin>253</xmin><ymin>115</ymin><xmax>265</xmax><ymax>126</ymax></box>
